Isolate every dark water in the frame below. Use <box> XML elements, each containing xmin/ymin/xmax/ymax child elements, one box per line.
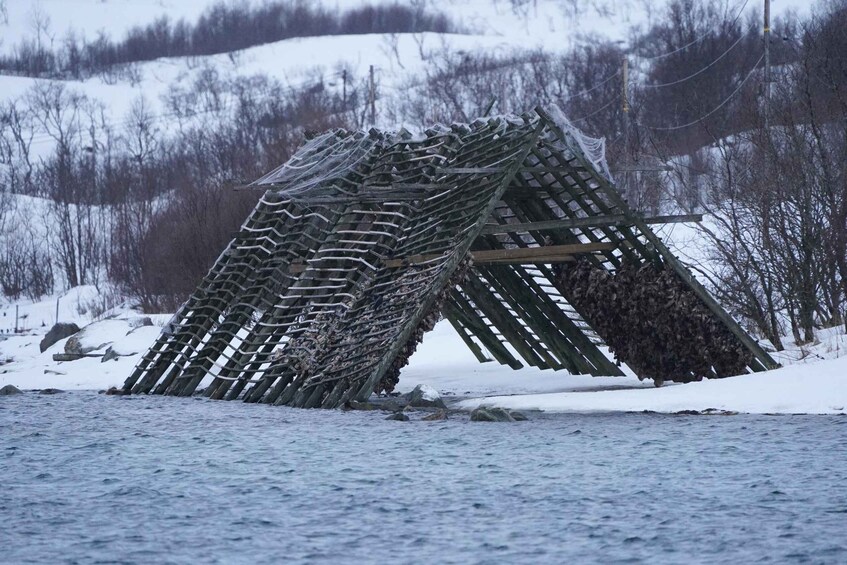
<box><xmin>1</xmin><ymin>392</ymin><xmax>846</xmax><ymax>564</ymax></box>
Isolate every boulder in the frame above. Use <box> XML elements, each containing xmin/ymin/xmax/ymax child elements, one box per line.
<box><xmin>470</xmin><ymin>407</ymin><xmax>497</xmax><ymax>422</ymax></box>
<box><xmin>132</xmin><ymin>317</ymin><xmax>154</xmax><ymax>328</ymax></box>
<box><xmin>65</xmin><ymin>319</ymin><xmax>130</xmax><ymax>356</ymax></box>
<box><xmin>0</xmin><ymin>384</ymin><xmax>22</xmax><ymax>395</ymax></box>
<box><xmin>39</xmin><ymin>388</ymin><xmax>64</xmax><ymax>395</ymax></box>
<box><xmin>405</xmin><ymin>384</ymin><xmax>446</xmax><ymax>409</ymax></box>
<box><xmin>105</xmin><ymin>386</ymin><xmax>128</xmax><ymax>396</ymax></box>
<box><xmin>488</xmin><ymin>407</ymin><xmax>516</xmax><ymax>422</ymax></box>
<box><xmin>470</xmin><ymin>407</ymin><xmax>518</xmax><ymax>422</ymax></box>
<box><xmin>422</xmin><ymin>409</ymin><xmax>448</xmax><ymax>421</ymax></box>
<box><xmin>385</xmin><ymin>412</ymin><xmax>409</xmax><ymax>421</ymax></box>
<box><xmin>39</xmin><ymin>322</ymin><xmax>80</xmax><ymax>353</ymax></box>
<box><xmin>381</xmin><ymin>398</ymin><xmax>406</xmax><ymax>413</ymax></box>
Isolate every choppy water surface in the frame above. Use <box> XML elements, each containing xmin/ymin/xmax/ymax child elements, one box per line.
<box><xmin>1</xmin><ymin>392</ymin><xmax>846</xmax><ymax>564</ymax></box>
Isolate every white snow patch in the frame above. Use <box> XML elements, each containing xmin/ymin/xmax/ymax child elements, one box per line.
<box><xmin>457</xmin><ymin>358</ymin><xmax>847</xmax><ymax>415</ymax></box>
<box><xmin>416</xmin><ymin>383</ymin><xmax>441</xmax><ymax>402</ymax></box>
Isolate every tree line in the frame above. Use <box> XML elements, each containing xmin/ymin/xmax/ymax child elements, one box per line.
<box><xmin>0</xmin><ymin>1</ymin><xmax>454</xmax><ymax>80</ymax></box>
<box><xmin>0</xmin><ymin>66</ymin><xmax>369</xmax><ymax>312</ymax></box>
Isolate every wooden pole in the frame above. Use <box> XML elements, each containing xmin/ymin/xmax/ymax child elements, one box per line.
<box><xmin>764</xmin><ymin>0</ymin><xmax>771</xmax><ymax>130</ymax></box>
<box><xmin>622</xmin><ymin>54</ymin><xmax>629</xmax><ymax>203</ymax></box>
<box><xmin>342</xmin><ymin>69</ymin><xmax>347</xmax><ymax>110</ymax></box>
<box><xmin>368</xmin><ymin>65</ymin><xmax>376</xmax><ymax>126</ymax></box>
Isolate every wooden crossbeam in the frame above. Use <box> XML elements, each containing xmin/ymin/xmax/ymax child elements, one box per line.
<box><xmin>479</xmin><ymin>214</ymin><xmax>703</xmax><ymax>235</ymax></box>
<box><xmin>286</xmin><ymin>242</ymin><xmax>614</xmax><ymax>272</ymax></box>
<box><xmin>383</xmin><ymin>242</ymin><xmax>614</xmax><ymax>268</ymax></box>
<box><xmin>441</xmin><ymin>165</ymin><xmax>673</xmax><ymax>175</ymax></box>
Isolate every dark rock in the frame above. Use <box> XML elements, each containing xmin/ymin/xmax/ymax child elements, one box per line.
<box><xmin>344</xmin><ymin>400</ymin><xmax>376</xmax><ymax>411</ymax></box>
<box><xmin>137</xmin><ymin>317</ymin><xmax>154</xmax><ymax>327</ymax></box>
<box><xmin>385</xmin><ymin>412</ymin><xmax>409</xmax><ymax>421</ymax></box>
<box><xmin>421</xmin><ymin>409</ymin><xmax>448</xmax><ymax>421</ymax></box>
<box><xmin>65</xmin><ymin>321</ymin><xmax>119</xmax><ymax>356</ymax></box>
<box><xmin>381</xmin><ymin>399</ymin><xmax>405</xmax><ymax>413</ymax></box>
<box><xmin>0</xmin><ymin>384</ymin><xmax>23</xmax><ymax>395</ymax></box>
<box><xmin>405</xmin><ymin>384</ymin><xmax>446</xmax><ymax>409</ymax></box>
<box><xmin>470</xmin><ymin>407</ymin><xmax>516</xmax><ymax>422</ymax></box>
<box><xmin>39</xmin><ymin>322</ymin><xmax>80</xmax><ymax>353</ymax></box>
<box><xmin>105</xmin><ymin>386</ymin><xmax>128</xmax><ymax>396</ymax></box>
<box><xmin>101</xmin><ymin>347</ymin><xmax>120</xmax><ymax>363</ymax></box>
<box><xmin>510</xmin><ymin>411</ymin><xmax>528</xmax><ymax>421</ymax></box>
<box><xmin>488</xmin><ymin>407</ymin><xmax>516</xmax><ymax>422</ymax></box>
<box><xmin>39</xmin><ymin>388</ymin><xmax>63</xmax><ymax>395</ymax></box>
<box><xmin>470</xmin><ymin>408</ymin><xmax>495</xmax><ymax>422</ymax></box>
<box><xmin>701</xmin><ymin>408</ymin><xmax>739</xmax><ymax>416</ymax></box>
<box><xmin>675</xmin><ymin>409</ymin><xmax>700</xmax><ymax>415</ymax></box>
<box><xmin>52</xmin><ymin>353</ymin><xmax>85</xmax><ymax>362</ymax></box>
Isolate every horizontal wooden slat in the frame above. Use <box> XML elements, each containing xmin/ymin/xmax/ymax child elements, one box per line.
<box><xmin>383</xmin><ymin>242</ymin><xmax>614</xmax><ymax>268</ymax></box>
<box><xmin>479</xmin><ymin>214</ymin><xmax>703</xmax><ymax>235</ymax></box>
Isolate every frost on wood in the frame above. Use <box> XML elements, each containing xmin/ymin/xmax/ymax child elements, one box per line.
<box><xmin>124</xmin><ymin>107</ymin><xmax>776</xmax><ymax>408</ymax></box>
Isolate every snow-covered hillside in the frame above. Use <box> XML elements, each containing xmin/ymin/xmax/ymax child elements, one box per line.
<box><xmin>0</xmin><ymin>0</ymin><xmax>812</xmax><ymax>132</ymax></box>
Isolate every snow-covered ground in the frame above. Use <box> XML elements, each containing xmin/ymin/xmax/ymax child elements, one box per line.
<box><xmin>457</xmin><ymin>357</ymin><xmax>847</xmax><ymax>415</ymax></box>
<box><xmin>1</xmin><ymin>293</ymin><xmax>845</xmax><ymax>415</ymax></box>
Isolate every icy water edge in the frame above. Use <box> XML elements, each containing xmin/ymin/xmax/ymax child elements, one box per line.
<box><xmin>1</xmin><ymin>392</ymin><xmax>846</xmax><ymax>564</ymax></box>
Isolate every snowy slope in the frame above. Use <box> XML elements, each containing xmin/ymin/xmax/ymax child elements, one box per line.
<box><xmin>0</xmin><ymin>0</ymin><xmax>813</xmax><ymax>136</ymax></box>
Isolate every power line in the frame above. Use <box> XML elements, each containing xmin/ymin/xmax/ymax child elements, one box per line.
<box><xmin>561</xmin><ymin>69</ymin><xmax>620</xmax><ymax>103</ymax></box>
<box><xmin>635</xmin><ymin>53</ymin><xmax>764</xmax><ymax>131</ymax></box>
<box><xmin>573</xmin><ymin>93</ymin><xmax>622</xmax><ymax>123</ymax></box>
<box><xmin>636</xmin><ymin>0</ymin><xmax>751</xmax><ymax>62</ymax></box>
<box><xmin>641</xmin><ymin>26</ymin><xmax>753</xmax><ymax>89</ymax></box>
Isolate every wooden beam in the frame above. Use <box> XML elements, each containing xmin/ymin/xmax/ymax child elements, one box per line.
<box><xmin>479</xmin><ymin>214</ymin><xmax>703</xmax><ymax>235</ymax></box>
<box><xmin>382</xmin><ymin>242</ymin><xmax>614</xmax><ymax>268</ymax></box>
<box><xmin>441</xmin><ymin>165</ymin><xmax>674</xmax><ymax>175</ymax></box>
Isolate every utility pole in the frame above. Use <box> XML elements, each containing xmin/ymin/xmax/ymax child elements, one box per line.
<box><xmin>761</xmin><ymin>0</ymin><xmax>774</xmax><ymax>275</ymax></box>
<box><xmin>764</xmin><ymin>0</ymin><xmax>771</xmax><ymax>129</ymax></box>
<box><xmin>368</xmin><ymin>65</ymin><xmax>376</xmax><ymax>126</ymax></box>
<box><xmin>342</xmin><ymin>69</ymin><xmax>347</xmax><ymax>110</ymax></box>
<box><xmin>621</xmin><ymin>55</ymin><xmax>630</xmax><ymax>203</ymax></box>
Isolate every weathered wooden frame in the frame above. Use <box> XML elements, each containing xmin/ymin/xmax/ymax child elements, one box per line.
<box><xmin>124</xmin><ymin>108</ymin><xmax>778</xmax><ymax>407</ymax></box>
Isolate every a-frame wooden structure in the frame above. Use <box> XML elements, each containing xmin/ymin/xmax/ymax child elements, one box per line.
<box><xmin>123</xmin><ymin>107</ymin><xmax>778</xmax><ymax>408</ymax></box>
